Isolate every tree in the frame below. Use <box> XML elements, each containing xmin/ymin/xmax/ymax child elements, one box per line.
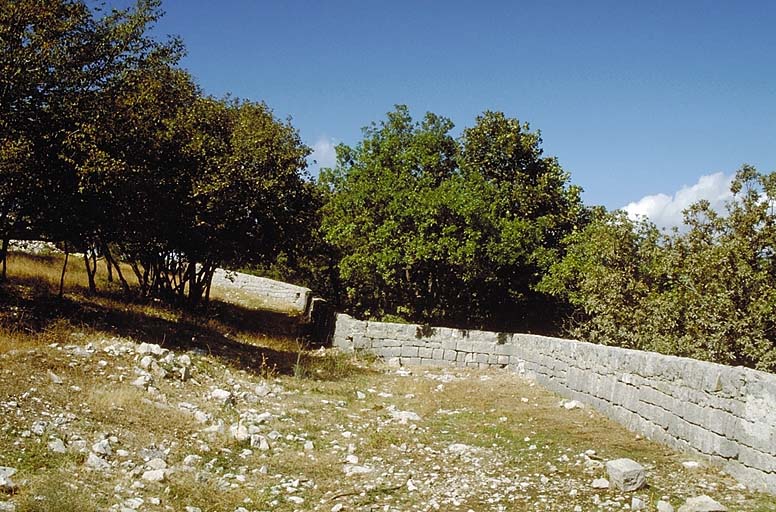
<box><xmin>0</xmin><ymin>0</ymin><xmax>182</xmax><ymax>282</ymax></box>
<box><xmin>541</xmin><ymin>165</ymin><xmax>776</xmax><ymax>371</ymax></box>
<box><xmin>319</xmin><ymin>106</ymin><xmax>586</xmax><ymax>331</ymax></box>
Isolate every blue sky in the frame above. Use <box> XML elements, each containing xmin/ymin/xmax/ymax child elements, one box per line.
<box><xmin>131</xmin><ymin>1</ymin><xmax>774</xmax><ymax>224</ymax></box>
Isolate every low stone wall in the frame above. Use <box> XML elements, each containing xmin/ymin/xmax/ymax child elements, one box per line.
<box><xmin>211</xmin><ymin>269</ymin><xmax>312</xmax><ymax>316</ymax></box>
<box><xmin>332</xmin><ymin>314</ymin><xmax>776</xmax><ymax>494</ymax></box>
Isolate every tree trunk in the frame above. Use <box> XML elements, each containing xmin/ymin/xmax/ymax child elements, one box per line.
<box><xmin>104</xmin><ymin>245</ymin><xmax>130</xmax><ymax>294</ymax></box>
<box><xmin>0</xmin><ymin>237</ymin><xmax>8</xmax><ymax>281</ymax></box>
<box><xmin>59</xmin><ymin>245</ymin><xmax>69</xmax><ymax>298</ymax></box>
<box><xmin>83</xmin><ymin>249</ymin><xmax>96</xmax><ymax>294</ymax></box>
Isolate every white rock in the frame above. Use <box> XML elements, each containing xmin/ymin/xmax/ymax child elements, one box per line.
<box><xmin>0</xmin><ymin>501</ymin><xmax>16</xmax><ymax>512</ymax></box>
<box><xmin>194</xmin><ymin>411</ymin><xmax>210</xmax><ymax>423</ymax></box>
<box><xmin>563</xmin><ymin>400</ymin><xmax>584</xmax><ymax>410</ymax></box>
<box><xmin>406</xmin><ymin>479</ymin><xmax>417</xmax><ymax>492</ymax></box>
<box><xmin>386</xmin><ymin>357</ymin><xmax>401</xmax><ymax>367</ymax></box>
<box><xmin>230</xmin><ymin>423</ymin><xmax>250</xmax><ymax>442</ymax></box>
<box><xmin>139</xmin><ymin>355</ymin><xmax>155</xmax><ymax>370</ymax></box>
<box><xmin>345</xmin><ymin>454</ymin><xmax>359</xmax><ymax>464</ymax></box>
<box><xmin>287</xmin><ymin>496</ymin><xmax>304</xmax><ymax>505</ymax></box>
<box><xmin>677</xmin><ymin>496</ymin><xmax>727</xmax><ymax>512</ymax></box>
<box><xmin>389</xmin><ymin>409</ymin><xmax>421</xmax><ymax>424</ymax></box>
<box><xmin>631</xmin><ymin>496</ymin><xmax>647</xmax><ymax>511</ymax></box>
<box><xmin>48</xmin><ymin>438</ymin><xmax>67</xmax><ymax>453</ymax></box>
<box><xmin>92</xmin><ymin>439</ymin><xmax>112</xmax><ymax>456</ymax></box>
<box><xmin>210</xmin><ymin>388</ymin><xmax>233</xmax><ymax>404</ymax></box>
<box><xmin>48</xmin><ymin>370</ymin><xmax>64</xmax><ymax>384</ymax></box>
<box><xmin>447</xmin><ymin>443</ymin><xmax>474</xmax><ymax>455</ymax></box>
<box><xmin>331</xmin><ymin>504</ymin><xmax>344</xmax><ymax>512</ymax></box>
<box><xmin>184</xmin><ymin>507</ymin><xmax>202</xmax><ymax>512</ymax></box>
<box><xmin>657</xmin><ymin>501</ymin><xmax>675</xmax><ymax>512</ymax></box>
<box><xmin>131</xmin><ymin>375</ymin><xmax>150</xmax><ymax>388</ymax></box>
<box><xmin>591</xmin><ymin>478</ymin><xmax>609</xmax><ymax>489</ymax></box>
<box><xmin>141</xmin><ymin>469</ymin><xmax>166</xmax><ymax>482</ymax></box>
<box><xmin>606</xmin><ymin>458</ymin><xmax>646</xmax><ymax>491</ymax></box>
<box><xmin>177</xmin><ymin>354</ymin><xmax>192</xmax><ymax>367</ymax></box>
<box><xmin>250</xmin><ymin>435</ymin><xmax>270</xmax><ymax>451</ymax></box>
<box><xmin>343</xmin><ymin>464</ymin><xmax>372</xmax><ymax>476</ymax></box>
<box><xmin>682</xmin><ymin>461</ymin><xmax>700</xmax><ymax>469</ymax></box>
<box><xmin>137</xmin><ymin>343</ymin><xmax>165</xmax><ymax>356</ymax></box>
<box><xmin>123</xmin><ymin>497</ymin><xmax>144</xmax><ymax>509</ymax></box>
<box><xmin>85</xmin><ymin>452</ymin><xmax>111</xmax><ymax>471</ymax></box>
<box><xmin>356</xmin><ymin>391</ymin><xmax>366</xmax><ymax>400</ymax></box>
<box><xmin>254</xmin><ymin>382</ymin><xmax>272</xmax><ymax>397</ymax></box>
<box><xmin>183</xmin><ymin>454</ymin><xmax>202</xmax><ymax>466</ymax></box>
<box><xmin>146</xmin><ymin>458</ymin><xmax>167</xmax><ymax>470</ymax></box>
<box><xmin>31</xmin><ymin>420</ymin><xmax>47</xmax><ymax>436</ymax></box>
<box><xmin>303</xmin><ymin>440</ymin><xmax>314</xmax><ymax>451</ymax></box>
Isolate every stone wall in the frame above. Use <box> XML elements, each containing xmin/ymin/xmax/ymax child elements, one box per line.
<box><xmin>211</xmin><ymin>269</ymin><xmax>312</xmax><ymax>316</ymax></box>
<box><xmin>332</xmin><ymin>314</ymin><xmax>776</xmax><ymax>494</ymax></box>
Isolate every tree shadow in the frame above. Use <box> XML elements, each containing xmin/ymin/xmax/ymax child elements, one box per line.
<box><xmin>0</xmin><ymin>277</ymin><xmax>364</xmax><ymax>380</ymax></box>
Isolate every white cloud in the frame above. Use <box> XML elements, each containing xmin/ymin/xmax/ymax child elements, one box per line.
<box><xmin>623</xmin><ymin>172</ymin><xmax>734</xmax><ymax>230</ymax></box>
<box><xmin>308</xmin><ymin>136</ymin><xmax>338</xmax><ymax>174</ymax></box>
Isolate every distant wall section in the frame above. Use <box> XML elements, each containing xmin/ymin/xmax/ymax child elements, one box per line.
<box><xmin>332</xmin><ymin>313</ymin><xmax>776</xmax><ymax>494</ymax></box>
<box><xmin>211</xmin><ymin>269</ymin><xmax>312</xmax><ymax>316</ymax></box>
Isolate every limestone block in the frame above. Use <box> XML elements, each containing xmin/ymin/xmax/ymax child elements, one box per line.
<box><xmin>605</xmin><ymin>458</ymin><xmax>646</xmax><ymax>491</ymax></box>
<box><xmin>418</xmin><ymin>347</ymin><xmax>433</xmax><ymax>359</ymax></box>
<box><xmin>443</xmin><ymin>350</ymin><xmax>457</xmax><ymax>361</ymax></box>
<box><xmin>737</xmin><ymin>445</ymin><xmax>776</xmax><ymax>473</ymax></box>
<box><xmin>432</xmin><ymin>348</ymin><xmax>445</xmax><ymax>360</ymax></box>
<box><xmin>400</xmin><ymin>346</ymin><xmax>419</xmax><ymax>358</ymax></box>
<box><xmin>401</xmin><ymin>357</ymin><xmax>421</xmax><ymax>366</ymax></box>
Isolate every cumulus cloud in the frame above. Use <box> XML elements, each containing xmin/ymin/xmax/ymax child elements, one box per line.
<box><xmin>308</xmin><ymin>136</ymin><xmax>338</xmax><ymax>174</ymax></box>
<box><xmin>623</xmin><ymin>172</ymin><xmax>734</xmax><ymax>230</ymax></box>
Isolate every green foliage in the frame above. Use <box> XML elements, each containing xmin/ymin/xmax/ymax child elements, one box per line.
<box><xmin>541</xmin><ymin>166</ymin><xmax>776</xmax><ymax>371</ymax></box>
<box><xmin>0</xmin><ymin>0</ymin><xmax>314</xmax><ymax>303</ymax></box>
<box><xmin>318</xmin><ymin>106</ymin><xmax>586</xmax><ymax>330</ymax></box>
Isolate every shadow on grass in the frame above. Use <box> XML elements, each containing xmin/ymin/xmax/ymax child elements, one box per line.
<box><xmin>0</xmin><ymin>275</ymin><xmax>366</xmax><ymax>381</ymax></box>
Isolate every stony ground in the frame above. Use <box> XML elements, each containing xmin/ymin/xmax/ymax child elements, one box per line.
<box><xmin>0</xmin><ymin>332</ymin><xmax>774</xmax><ymax>512</ymax></box>
<box><xmin>0</xmin><ymin>251</ymin><xmax>774</xmax><ymax>511</ymax></box>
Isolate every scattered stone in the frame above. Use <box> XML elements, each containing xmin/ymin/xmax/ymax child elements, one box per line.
<box><xmin>606</xmin><ymin>458</ymin><xmax>646</xmax><ymax>491</ymax></box>
<box><xmin>562</xmin><ymin>399</ymin><xmax>584</xmax><ymax>410</ymax></box>
<box><xmin>177</xmin><ymin>354</ymin><xmax>192</xmax><ymax>367</ymax></box>
<box><xmin>139</xmin><ymin>355</ymin><xmax>155</xmax><ymax>370</ymax></box>
<box><xmin>210</xmin><ymin>388</ymin><xmax>233</xmax><ymax>405</ymax></box>
<box><xmin>230</xmin><ymin>423</ymin><xmax>249</xmax><ymax>442</ymax></box>
<box><xmin>591</xmin><ymin>478</ymin><xmax>609</xmax><ymax>489</ymax></box>
<box><xmin>331</xmin><ymin>504</ymin><xmax>344</xmax><ymax>512</ymax></box>
<box><xmin>184</xmin><ymin>507</ymin><xmax>202</xmax><ymax>512</ymax></box>
<box><xmin>146</xmin><ymin>458</ymin><xmax>167</xmax><ymax>470</ymax></box>
<box><xmin>631</xmin><ymin>496</ymin><xmax>646</xmax><ymax>511</ymax></box>
<box><xmin>250</xmin><ymin>435</ymin><xmax>270</xmax><ymax>451</ymax></box>
<box><xmin>389</xmin><ymin>408</ymin><xmax>420</xmax><ymax>424</ymax></box>
<box><xmin>137</xmin><ymin>343</ymin><xmax>165</xmax><ymax>356</ymax></box>
<box><xmin>47</xmin><ymin>438</ymin><xmax>66</xmax><ymax>454</ymax></box>
<box><xmin>287</xmin><ymin>496</ymin><xmax>304</xmax><ymax>505</ymax></box>
<box><xmin>30</xmin><ymin>420</ymin><xmax>47</xmax><ymax>436</ymax></box>
<box><xmin>47</xmin><ymin>370</ymin><xmax>63</xmax><ymax>384</ymax></box>
<box><xmin>131</xmin><ymin>375</ymin><xmax>150</xmax><ymax>389</ymax></box>
<box><xmin>0</xmin><ymin>501</ymin><xmax>16</xmax><ymax>511</ymax></box>
<box><xmin>682</xmin><ymin>461</ymin><xmax>700</xmax><ymax>469</ymax></box>
<box><xmin>0</xmin><ymin>468</ymin><xmax>17</xmax><ymax>493</ymax></box>
<box><xmin>343</xmin><ymin>464</ymin><xmax>372</xmax><ymax>476</ymax></box>
<box><xmin>141</xmin><ymin>469</ymin><xmax>166</xmax><ymax>483</ymax></box>
<box><xmin>92</xmin><ymin>439</ymin><xmax>112</xmax><ymax>456</ymax></box>
<box><xmin>677</xmin><ymin>496</ymin><xmax>727</xmax><ymax>512</ymax></box>
<box><xmin>356</xmin><ymin>391</ymin><xmax>366</xmax><ymax>400</ymax></box>
<box><xmin>85</xmin><ymin>452</ymin><xmax>111</xmax><ymax>471</ymax></box>
<box><xmin>657</xmin><ymin>501</ymin><xmax>675</xmax><ymax>512</ymax></box>
<box><xmin>303</xmin><ymin>440</ymin><xmax>314</xmax><ymax>451</ymax></box>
